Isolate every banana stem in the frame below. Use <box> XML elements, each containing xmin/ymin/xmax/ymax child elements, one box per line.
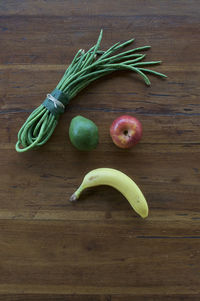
<box><xmin>69</xmin><ymin>185</ymin><xmax>83</xmax><ymax>202</ymax></box>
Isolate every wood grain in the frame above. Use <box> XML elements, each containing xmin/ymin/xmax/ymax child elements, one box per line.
<box><xmin>0</xmin><ymin>0</ymin><xmax>200</xmax><ymax>300</ymax></box>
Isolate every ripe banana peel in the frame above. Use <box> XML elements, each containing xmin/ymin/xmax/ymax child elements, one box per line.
<box><xmin>70</xmin><ymin>168</ymin><xmax>148</xmax><ymax>218</ymax></box>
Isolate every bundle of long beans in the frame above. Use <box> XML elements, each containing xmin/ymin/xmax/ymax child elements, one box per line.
<box><xmin>16</xmin><ymin>30</ymin><xmax>167</xmax><ymax>152</ymax></box>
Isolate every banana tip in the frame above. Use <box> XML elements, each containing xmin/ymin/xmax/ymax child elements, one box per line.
<box><xmin>69</xmin><ymin>193</ymin><xmax>77</xmax><ymax>202</ymax></box>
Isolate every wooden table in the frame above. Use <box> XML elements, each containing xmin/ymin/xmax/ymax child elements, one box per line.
<box><xmin>0</xmin><ymin>1</ymin><xmax>199</xmax><ymax>300</ymax></box>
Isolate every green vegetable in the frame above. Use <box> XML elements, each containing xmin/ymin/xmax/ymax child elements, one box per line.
<box><xmin>69</xmin><ymin>116</ymin><xmax>99</xmax><ymax>151</ymax></box>
<box><xmin>15</xmin><ymin>30</ymin><xmax>167</xmax><ymax>152</ymax></box>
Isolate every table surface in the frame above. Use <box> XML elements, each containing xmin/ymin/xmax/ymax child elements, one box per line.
<box><xmin>0</xmin><ymin>0</ymin><xmax>200</xmax><ymax>300</ymax></box>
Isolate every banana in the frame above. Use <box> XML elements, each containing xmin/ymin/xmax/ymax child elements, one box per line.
<box><xmin>69</xmin><ymin>168</ymin><xmax>148</xmax><ymax>218</ymax></box>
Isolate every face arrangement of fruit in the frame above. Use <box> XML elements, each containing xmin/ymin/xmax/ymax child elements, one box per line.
<box><xmin>67</xmin><ymin>114</ymin><xmax>148</xmax><ymax>217</ymax></box>
<box><xmin>68</xmin><ymin>114</ymin><xmax>142</xmax><ymax>150</ymax></box>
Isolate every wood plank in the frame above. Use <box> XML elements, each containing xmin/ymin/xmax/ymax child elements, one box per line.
<box><xmin>1</xmin><ymin>112</ymin><xmax>200</xmax><ymax>147</ymax></box>
<box><xmin>0</xmin><ymin>220</ymin><xmax>199</xmax><ymax>293</ymax></box>
<box><xmin>1</xmin><ymin>295</ymin><xmax>200</xmax><ymax>301</ymax></box>
<box><xmin>0</xmin><ymin>295</ymin><xmax>109</xmax><ymax>301</ymax></box>
<box><xmin>113</xmin><ymin>296</ymin><xmax>200</xmax><ymax>301</ymax></box>
<box><xmin>0</xmin><ymin>67</ymin><xmax>200</xmax><ymax>149</ymax></box>
<box><xmin>0</xmin><ymin>0</ymin><xmax>198</xmax><ymax>16</ymax></box>
<box><xmin>0</xmin><ymin>148</ymin><xmax>200</xmax><ymax>212</ymax></box>
<box><xmin>0</xmin><ymin>285</ymin><xmax>199</xmax><ymax>295</ymax></box>
<box><xmin>0</xmin><ymin>13</ymin><xmax>199</xmax><ymax>64</ymax></box>
<box><xmin>1</xmin><ymin>68</ymin><xmax>199</xmax><ymax>109</ymax></box>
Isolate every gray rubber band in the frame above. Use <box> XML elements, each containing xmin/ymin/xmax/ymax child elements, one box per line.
<box><xmin>46</xmin><ymin>93</ymin><xmax>65</xmax><ymax>110</ymax></box>
<box><xmin>42</xmin><ymin>89</ymin><xmax>70</xmax><ymax>119</ymax></box>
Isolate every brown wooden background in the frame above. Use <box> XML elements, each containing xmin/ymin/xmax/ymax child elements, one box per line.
<box><xmin>0</xmin><ymin>1</ymin><xmax>200</xmax><ymax>300</ymax></box>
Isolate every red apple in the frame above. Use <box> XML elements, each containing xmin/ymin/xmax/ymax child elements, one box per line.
<box><xmin>110</xmin><ymin>115</ymin><xmax>142</xmax><ymax>149</ymax></box>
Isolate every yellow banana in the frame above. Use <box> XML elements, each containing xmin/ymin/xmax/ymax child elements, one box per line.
<box><xmin>69</xmin><ymin>168</ymin><xmax>148</xmax><ymax>218</ymax></box>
